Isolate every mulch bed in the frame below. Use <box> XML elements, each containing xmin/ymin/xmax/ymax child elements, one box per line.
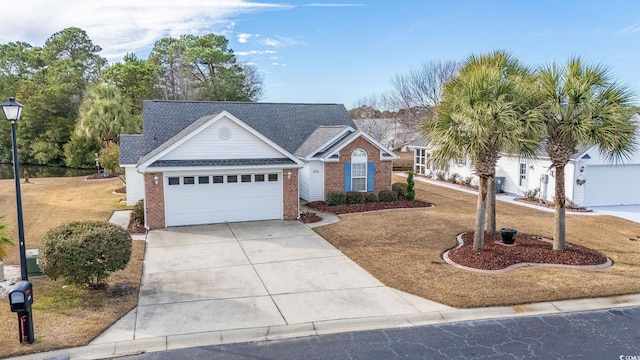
<box><xmin>127</xmin><ymin>220</ymin><xmax>146</xmax><ymax>235</ymax></box>
<box><xmin>114</xmin><ymin>186</ymin><xmax>126</xmax><ymax>194</ymax></box>
<box><xmin>447</xmin><ymin>231</ymin><xmax>608</xmax><ymax>271</ymax></box>
<box><xmin>305</xmin><ymin>200</ymin><xmax>433</xmax><ymax>215</ymax></box>
<box><xmin>299</xmin><ymin>212</ymin><xmax>322</xmax><ymax>223</ymax></box>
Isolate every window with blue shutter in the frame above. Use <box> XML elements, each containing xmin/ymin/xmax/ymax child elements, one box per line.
<box><xmin>344</xmin><ymin>162</ymin><xmax>351</xmax><ymax>191</ymax></box>
<box><xmin>367</xmin><ymin>161</ymin><xmax>375</xmax><ymax>192</ymax></box>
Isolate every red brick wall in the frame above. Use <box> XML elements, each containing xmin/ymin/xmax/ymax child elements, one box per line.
<box><xmin>283</xmin><ymin>168</ymin><xmax>299</xmax><ymax>220</ymax></box>
<box><xmin>324</xmin><ymin>136</ymin><xmax>393</xmax><ymax>199</ymax></box>
<box><xmin>144</xmin><ymin>172</ymin><xmax>165</xmax><ymax>229</ymax></box>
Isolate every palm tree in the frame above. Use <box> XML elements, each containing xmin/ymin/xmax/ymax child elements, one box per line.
<box><xmin>537</xmin><ymin>58</ymin><xmax>637</xmax><ymax>251</ymax></box>
<box><xmin>76</xmin><ymin>84</ymin><xmax>137</xmax><ymax>145</ymax></box>
<box><xmin>425</xmin><ymin>51</ymin><xmax>541</xmax><ymax>251</ymax></box>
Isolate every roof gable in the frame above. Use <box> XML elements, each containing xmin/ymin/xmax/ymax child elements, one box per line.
<box><xmin>138</xmin><ymin>111</ymin><xmax>303</xmax><ymax>170</ymax></box>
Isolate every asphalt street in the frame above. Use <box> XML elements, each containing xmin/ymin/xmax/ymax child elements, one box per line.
<box><xmin>114</xmin><ymin>306</ymin><xmax>640</xmax><ymax>360</ymax></box>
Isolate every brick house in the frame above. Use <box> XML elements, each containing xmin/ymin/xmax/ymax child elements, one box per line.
<box><xmin>120</xmin><ymin>100</ymin><xmax>397</xmax><ymax>229</ymax></box>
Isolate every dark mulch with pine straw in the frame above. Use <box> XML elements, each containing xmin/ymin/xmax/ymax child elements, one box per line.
<box><xmin>305</xmin><ymin>200</ymin><xmax>433</xmax><ymax>215</ymax></box>
<box><xmin>299</xmin><ymin>211</ymin><xmax>322</xmax><ymax>223</ymax></box>
<box><xmin>447</xmin><ymin>232</ymin><xmax>609</xmax><ymax>271</ymax></box>
<box><xmin>85</xmin><ymin>173</ymin><xmax>118</xmax><ymax>180</ymax></box>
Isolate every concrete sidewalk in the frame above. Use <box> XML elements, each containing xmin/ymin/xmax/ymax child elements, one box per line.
<box><xmin>9</xmin><ymin>212</ymin><xmax>640</xmax><ymax>360</ymax></box>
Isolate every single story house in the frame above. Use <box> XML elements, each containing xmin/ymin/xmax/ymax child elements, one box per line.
<box><xmin>120</xmin><ymin>100</ymin><xmax>397</xmax><ymax>229</ymax></box>
<box><xmin>408</xmin><ymin>114</ymin><xmax>640</xmax><ymax>207</ymax></box>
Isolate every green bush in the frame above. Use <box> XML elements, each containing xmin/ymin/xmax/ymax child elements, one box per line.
<box><xmin>364</xmin><ymin>193</ymin><xmax>378</xmax><ymax>203</ymax></box>
<box><xmin>345</xmin><ymin>191</ymin><xmax>365</xmax><ymax>204</ymax></box>
<box><xmin>326</xmin><ymin>191</ymin><xmax>346</xmax><ymax>206</ymax></box>
<box><xmin>406</xmin><ymin>171</ymin><xmax>415</xmax><ymax>200</ymax></box>
<box><xmin>39</xmin><ymin>221</ymin><xmax>132</xmax><ymax>288</ymax></box>
<box><xmin>436</xmin><ymin>171</ymin><xmax>446</xmax><ymax>181</ymax></box>
<box><xmin>0</xmin><ymin>216</ymin><xmax>14</xmax><ymax>260</ymax></box>
<box><xmin>392</xmin><ymin>182</ymin><xmax>407</xmax><ymax>199</ymax></box>
<box><xmin>378</xmin><ymin>189</ymin><xmax>397</xmax><ymax>202</ymax></box>
<box><xmin>131</xmin><ymin>200</ymin><xmax>144</xmax><ymax>225</ymax></box>
<box><xmin>448</xmin><ymin>173</ymin><xmax>460</xmax><ymax>184</ymax></box>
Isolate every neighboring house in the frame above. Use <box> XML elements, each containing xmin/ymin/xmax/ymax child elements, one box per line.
<box><xmin>120</xmin><ymin>100</ymin><xmax>397</xmax><ymax>229</ymax></box>
<box><xmin>352</xmin><ymin>118</ymin><xmax>419</xmax><ymax>151</ymax></box>
<box><xmin>408</xmin><ymin>114</ymin><xmax>640</xmax><ymax>207</ymax></box>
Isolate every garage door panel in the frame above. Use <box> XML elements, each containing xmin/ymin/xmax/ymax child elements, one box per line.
<box><xmin>164</xmin><ymin>174</ymin><xmax>282</xmax><ymax>226</ymax></box>
<box><xmin>583</xmin><ymin>165</ymin><xmax>640</xmax><ymax>206</ymax></box>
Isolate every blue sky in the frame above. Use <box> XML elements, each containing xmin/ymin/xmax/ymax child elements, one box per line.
<box><xmin>2</xmin><ymin>1</ymin><xmax>639</xmax><ymax>107</ymax></box>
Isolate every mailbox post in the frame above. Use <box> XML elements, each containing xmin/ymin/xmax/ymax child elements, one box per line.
<box><xmin>8</xmin><ymin>281</ymin><xmax>34</xmax><ymax>344</ymax></box>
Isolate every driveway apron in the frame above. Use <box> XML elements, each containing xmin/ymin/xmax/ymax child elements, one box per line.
<box><xmin>128</xmin><ymin>221</ymin><xmax>452</xmax><ymax>340</ymax></box>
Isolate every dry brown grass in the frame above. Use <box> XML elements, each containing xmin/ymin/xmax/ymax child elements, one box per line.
<box><xmin>0</xmin><ymin>176</ymin><xmax>143</xmax><ymax>358</ymax></box>
<box><xmin>393</xmin><ymin>151</ymin><xmax>414</xmax><ymax>170</ymax></box>
<box><xmin>315</xmin><ymin>174</ymin><xmax>640</xmax><ymax>309</ymax></box>
<box><xmin>0</xmin><ymin>176</ymin><xmax>126</xmax><ymax>265</ymax></box>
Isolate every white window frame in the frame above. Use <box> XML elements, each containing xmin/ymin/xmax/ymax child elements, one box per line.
<box><xmin>519</xmin><ymin>163</ymin><xmax>527</xmax><ymax>186</ymax></box>
<box><xmin>351</xmin><ymin>148</ymin><xmax>367</xmax><ymax>192</ymax></box>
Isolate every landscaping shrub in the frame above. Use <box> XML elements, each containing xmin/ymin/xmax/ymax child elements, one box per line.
<box><xmin>463</xmin><ymin>176</ymin><xmax>474</xmax><ymax>187</ymax></box>
<box><xmin>345</xmin><ymin>191</ymin><xmax>365</xmax><ymax>204</ymax></box>
<box><xmin>364</xmin><ymin>193</ymin><xmax>378</xmax><ymax>203</ymax></box>
<box><xmin>523</xmin><ymin>188</ymin><xmax>540</xmax><ymax>202</ymax></box>
<box><xmin>436</xmin><ymin>171</ymin><xmax>446</xmax><ymax>181</ymax></box>
<box><xmin>447</xmin><ymin>173</ymin><xmax>460</xmax><ymax>184</ymax></box>
<box><xmin>378</xmin><ymin>189</ymin><xmax>397</xmax><ymax>202</ymax></box>
<box><xmin>326</xmin><ymin>190</ymin><xmax>347</xmax><ymax>206</ymax></box>
<box><xmin>392</xmin><ymin>182</ymin><xmax>407</xmax><ymax>199</ymax></box>
<box><xmin>131</xmin><ymin>200</ymin><xmax>144</xmax><ymax>225</ymax></box>
<box><xmin>39</xmin><ymin>220</ymin><xmax>132</xmax><ymax>288</ymax></box>
<box><xmin>406</xmin><ymin>171</ymin><xmax>415</xmax><ymax>200</ymax></box>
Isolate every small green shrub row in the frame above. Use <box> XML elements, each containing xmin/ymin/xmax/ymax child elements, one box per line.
<box><xmin>131</xmin><ymin>200</ymin><xmax>144</xmax><ymax>225</ymax></box>
<box><xmin>326</xmin><ymin>189</ymin><xmax>400</xmax><ymax>205</ymax></box>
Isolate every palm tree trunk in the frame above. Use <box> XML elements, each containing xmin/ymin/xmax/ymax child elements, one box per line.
<box><xmin>474</xmin><ymin>176</ymin><xmax>488</xmax><ymax>251</ymax></box>
<box><xmin>485</xmin><ymin>175</ymin><xmax>496</xmax><ymax>234</ymax></box>
<box><xmin>553</xmin><ymin>164</ymin><xmax>566</xmax><ymax>251</ymax></box>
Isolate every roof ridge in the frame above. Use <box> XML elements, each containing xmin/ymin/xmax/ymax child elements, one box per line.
<box><xmin>145</xmin><ymin>100</ymin><xmax>344</xmax><ymax>106</ymax></box>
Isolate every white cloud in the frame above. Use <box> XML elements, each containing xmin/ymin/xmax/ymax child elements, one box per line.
<box><xmin>237</xmin><ymin>33</ymin><xmax>254</xmax><ymax>43</ymax></box>
<box><xmin>262</xmin><ymin>35</ymin><xmax>304</xmax><ymax>48</ymax></box>
<box><xmin>618</xmin><ymin>23</ymin><xmax>640</xmax><ymax>34</ymax></box>
<box><xmin>235</xmin><ymin>49</ymin><xmax>278</xmax><ymax>56</ymax></box>
<box><xmin>0</xmin><ymin>0</ymin><xmax>291</xmax><ymax>62</ymax></box>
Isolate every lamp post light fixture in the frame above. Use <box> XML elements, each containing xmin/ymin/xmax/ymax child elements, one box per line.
<box><xmin>1</xmin><ymin>97</ymin><xmax>27</xmax><ymax>281</ymax></box>
<box><xmin>2</xmin><ymin>97</ymin><xmax>35</xmax><ymax>344</ymax></box>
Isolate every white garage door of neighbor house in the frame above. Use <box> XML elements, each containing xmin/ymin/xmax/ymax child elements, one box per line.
<box><xmin>164</xmin><ymin>173</ymin><xmax>283</xmax><ymax>227</ymax></box>
<box><xmin>582</xmin><ymin>165</ymin><xmax>640</xmax><ymax>206</ymax></box>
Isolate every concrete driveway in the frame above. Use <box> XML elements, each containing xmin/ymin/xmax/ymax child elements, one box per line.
<box><xmin>93</xmin><ymin>220</ymin><xmax>451</xmax><ymax>342</ymax></box>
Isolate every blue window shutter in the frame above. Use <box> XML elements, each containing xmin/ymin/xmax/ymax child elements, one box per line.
<box><xmin>367</xmin><ymin>161</ymin><xmax>375</xmax><ymax>192</ymax></box>
<box><xmin>344</xmin><ymin>162</ymin><xmax>351</xmax><ymax>191</ymax></box>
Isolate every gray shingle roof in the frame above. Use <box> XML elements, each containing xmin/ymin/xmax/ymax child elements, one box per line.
<box><xmin>294</xmin><ymin>125</ymin><xmax>351</xmax><ymax>157</ymax></box>
<box><xmin>149</xmin><ymin>158</ymin><xmax>297</xmax><ymax>167</ymax></box>
<box><xmin>119</xmin><ymin>134</ymin><xmax>144</xmax><ymax>165</ymax></box>
<box><xmin>122</xmin><ymin>100</ymin><xmax>356</xmax><ymax>165</ymax></box>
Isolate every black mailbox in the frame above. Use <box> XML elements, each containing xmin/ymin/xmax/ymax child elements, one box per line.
<box><xmin>9</xmin><ymin>281</ymin><xmax>33</xmax><ymax>312</ymax></box>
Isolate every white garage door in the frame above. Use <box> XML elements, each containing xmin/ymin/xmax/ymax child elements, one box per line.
<box><xmin>582</xmin><ymin>165</ymin><xmax>640</xmax><ymax>206</ymax></box>
<box><xmin>164</xmin><ymin>173</ymin><xmax>283</xmax><ymax>226</ymax></box>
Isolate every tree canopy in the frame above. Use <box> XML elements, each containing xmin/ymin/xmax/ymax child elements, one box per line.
<box><xmin>0</xmin><ymin>28</ymin><xmax>264</xmax><ymax>168</ymax></box>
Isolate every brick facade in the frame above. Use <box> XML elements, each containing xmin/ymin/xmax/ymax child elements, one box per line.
<box><xmin>324</xmin><ymin>136</ymin><xmax>393</xmax><ymax>199</ymax></box>
<box><xmin>144</xmin><ymin>172</ymin><xmax>165</xmax><ymax>229</ymax></box>
<box><xmin>282</xmin><ymin>168</ymin><xmax>299</xmax><ymax>220</ymax></box>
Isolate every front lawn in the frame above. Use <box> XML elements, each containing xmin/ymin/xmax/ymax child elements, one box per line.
<box><xmin>0</xmin><ymin>176</ymin><xmax>143</xmax><ymax>358</ymax></box>
<box><xmin>314</xmin><ymin>174</ymin><xmax>640</xmax><ymax>308</ymax></box>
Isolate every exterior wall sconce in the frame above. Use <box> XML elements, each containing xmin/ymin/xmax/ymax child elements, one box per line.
<box><xmin>154</xmin><ymin>175</ymin><xmax>159</xmax><ymax>185</ymax></box>
<box><xmin>287</xmin><ymin>171</ymin><xmax>292</xmax><ymax>180</ymax></box>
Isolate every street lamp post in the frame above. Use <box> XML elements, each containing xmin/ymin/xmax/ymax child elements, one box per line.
<box><xmin>1</xmin><ymin>97</ymin><xmax>27</xmax><ymax>281</ymax></box>
<box><xmin>2</xmin><ymin>97</ymin><xmax>34</xmax><ymax>344</ymax></box>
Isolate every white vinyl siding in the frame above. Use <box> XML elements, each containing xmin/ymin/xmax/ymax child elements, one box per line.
<box><xmin>299</xmin><ymin>161</ymin><xmax>325</xmax><ymax>201</ymax></box>
<box><xmin>125</xmin><ymin>166</ymin><xmax>145</xmax><ymax>206</ymax></box>
<box><xmin>161</xmin><ymin>117</ymin><xmax>283</xmax><ymax>161</ymax></box>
